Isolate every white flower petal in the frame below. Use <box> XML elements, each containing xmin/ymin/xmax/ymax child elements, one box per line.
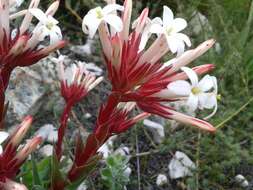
<box><xmin>187</xmin><ymin>93</ymin><xmax>199</xmax><ymax>111</ymax></box>
<box><xmin>181</xmin><ymin>67</ymin><xmax>199</xmax><ymax>86</ymax></box>
<box><xmin>102</xmin><ymin>4</ymin><xmax>124</xmax><ymax>15</ymax></box>
<box><xmin>166</xmin><ymin>36</ymin><xmax>178</xmax><ymax>53</ymax></box>
<box><xmin>163</xmin><ymin>6</ymin><xmax>174</xmax><ymax>26</ymax></box>
<box><xmin>47</xmin><ymin>15</ymin><xmax>59</xmax><ymax>25</ymax></box>
<box><xmin>149</xmin><ymin>23</ymin><xmax>164</xmax><ymax>34</ymax></box>
<box><xmin>174</xmin><ymin>33</ymin><xmax>191</xmax><ymax>47</ymax></box>
<box><xmin>175</xmin><ymin>39</ymin><xmax>185</xmax><ymax>56</ymax></box>
<box><xmin>0</xmin><ymin>146</ymin><xmax>2</xmax><ymax>154</ymax></box>
<box><xmin>167</xmin><ymin>80</ymin><xmax>191</xmax><ymax>96</ymax></box>
<box><xmin>49</xmin><ymin>26</ymin><xmax>62</xmax><ymax>44</ymax></box>
<box><xmin>212</xmin><ymin>76</ymin><xmax>218</xmax><ymax>93</ymax></box>
<box><xmin>199</xmin><ymin>93</ymin><xmax>217</xmax><ymax>109</ymax></box>
<box><xmin>198</xmin><ymin>75</ymin><xmax>214</xmax><ymax>92</ymax></box>
<box><xmin>29</xmin><ymin>8</ymin><xmax>48</xmax><ymax>24</ymax></box>
<box><xmin>0</xmin><ymin>131</ymin><xmax>9</xmax><ymax>144</ymax></box>
<box><xmin>103</xmin><ymin>14</ymin><xmax>123</xmax><ymax>32</ymax></box>
<box><xmin>82</xmin><ymin>14</ymin><xmax>101</xmax><ymax>38</ymax></box>
<box><xmin>139</xmin><ymin>31</ymin><xmax>150</xmax><ymax>51</ymax></box>
<box><xmin>172</xmin><ymin>18</ymin><xmax>187</xmax><ymax>33</ymax></box>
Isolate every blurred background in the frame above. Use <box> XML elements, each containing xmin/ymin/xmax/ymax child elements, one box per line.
<box><xmin>14</xmin><ymin>0</ymin><xmax>253</xmax><ymax>189</ymax></box>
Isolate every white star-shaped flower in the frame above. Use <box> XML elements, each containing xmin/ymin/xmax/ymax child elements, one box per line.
<box><xmin>141</xmin><ymin>6</ymin><xmax>191</xmax><ymax>55</ymax></box>
<box><xmin>168</xmin><ymin>67</ymin><xmax>218</xmax><ymax>112</ymax></box>
<box><xmin>29</xmin><ymin>8</ymin><xmax>62</xmax><ymax>45</ymax></box>
<box><xmin>82</xmin><ymin>4</ymin><xmax>124</xmax><ymax>38</ymax></box>
<box><xmin>0</xmin><ymin>131</ymin><xmax>9</xmax><ymax>154</ymax></box>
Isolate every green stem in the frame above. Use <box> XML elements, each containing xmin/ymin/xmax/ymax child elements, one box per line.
<box><xmin>216</xmin><ymin>97</ymin><xmax>253</xmax><ymax>129</ymax></box>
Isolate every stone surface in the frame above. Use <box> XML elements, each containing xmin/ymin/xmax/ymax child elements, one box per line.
<box><xmin>98</xmin><ymin>136</ymin><xmax>116</xmax><ymax>158</ymax></box>
<box><xmin>235</xmin><ymin>174</ymin><xmax>249</xmax><ymax>188</ymax></box>
<box><xmin>144</xmin><ymin>119</ymin><xmax>165</xmax><ymax>143</ymax></box>
<box><xmin>35</xmin><ymin>124</ymin><xmax>58</xmax><ymax>143</ymax></box>
<box><xmin>189</xmin><ymin>11</ymin><xmax>213</xmax><ymax>36</ymax></box>
<box><xmin>156</xmin><ymin>174</ymin><xmax>168</xmax><ymax>186</ymax></box>
<box><xmin>168</xmin><ymin>151</ymin><xmax>196</xmax><ymax>179</ymax></box>
<box><xmin>6</xmin><ymin>55</ymin><xmax>58</xmax><ymax>124</ymax></box>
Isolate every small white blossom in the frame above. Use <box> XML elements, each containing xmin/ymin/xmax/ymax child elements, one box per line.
<box><xmin>82</xmin><ymin>4</ymin><xmax>124</xmax><ymax>38</ymax></box>
<box><xmin>0</xmin><ymin>131</ymin><xmax>9</xmax><ymax>154</ymax></box>
<box><xmin>168</xmin><ymin>67</ymin><xmax>218</xmax><ymax>113</ymax></box>
<box><xmin>29</xmin><ymin>8</ymin><xmax>62</xmax><ymax>45</ymax></box>
<box><xmin>141</xmin><ymin>6</ymin><xmax>191</xmax><ymax>55</ymax></box>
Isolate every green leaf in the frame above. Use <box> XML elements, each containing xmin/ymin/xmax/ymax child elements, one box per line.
<box><xmin>101</xmin><ymin>168</ymin><xmax>112</xmax><ymax>179</ymax></box>
<box><xmin>31</xmin><ymin>154</ymin><xmax>42</xmax><ymax>186</ymax></box>
<box><xmin>66</xmin><ymin>154</ymin><xmax>102</xmax><ymax>190</ymax></box>
<box><xmin>51</xmin><ymin>152</ymin><xmax>68</xmax><ymax>189</ymax></box>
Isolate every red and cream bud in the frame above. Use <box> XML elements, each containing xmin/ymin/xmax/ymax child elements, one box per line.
<box><xmin>20</xmin><ymin>0</ymin><xmax>40</xmax><ymax>34</ymax></box>
<box><xmin>98</xmin><ymin>23</ymin><xmax>112</xmax><ymax>60</ymax></box>
<box><xmin>166</xmin><ymin>39</ymin><xmax>216</xmax><ymax>75</ymax></box>
<box><xmin>9</xmin><ymin>36</ymin><xmax>29</xmax><ymax>56</ymax></box>
<box><xmin>8</xmin><ymin>116</ymin><xmax>33</xmax><ymax>147</ymax></box>
<box><xmin>45</xmin><ymin>0</ymin><xmax>59</xmax><ymax>16</ymax></box>
<box><xmin>0</xmin><ymin>179</ymin><xmax>28</xmax><ymax>190</ymax></box>
<box><xmin>57</xmin><ymin>60</ymin><xmax>103</xmax><ymax>103</ymax></box>
<box><xmin>12</xmin><ymin>136</ymin><xmax>42</xmax><ymax>166</ymax></box>
<box><xmin>135</xmin><ymin>8</ymin><xmax>149</xmax><ymax>37</ymax></box>
<box><xmin>168</xmin><ymin>109</ymin><xmax>216</xmax><ymax>132</ymax></box>
<box><xmin>111</xmin><ymin>34</ymin><xmax>122</xmax><ymax>68</ymax></box>
<box><xmin>167</xmin><ymin>64</ymin><xmax>215</xmax><ymax>82</ymax></box>
<box><xmin>120</xmin><ymin>0</ymin><xmax>132</xmax><ymax>41</ymax></box>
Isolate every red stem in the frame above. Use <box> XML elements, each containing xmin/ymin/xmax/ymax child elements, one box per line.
<box><xmin>56</xmin><ymin>101</ymin><xmax>74</xmax><ymax>161</ymax></box>
<box><xmin>68</xmin><ymin>93</ymin><xmax>120</xmax><ymax>181</ymax></box>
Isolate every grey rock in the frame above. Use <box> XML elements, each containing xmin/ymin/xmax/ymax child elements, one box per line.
<box><xmin>6</xmin><ymin>55</ymin><xmax>59</xmax><ymax>123</ymax></box>
<box><xmin>168</xmin><ymin>151</ymin><xmax>196</xmax><ymax>179</ymax></box>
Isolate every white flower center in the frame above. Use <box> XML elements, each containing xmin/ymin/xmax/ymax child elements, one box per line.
<box><xmin>95</xmin><ymin>8</ymin><xmax>104</xmax><ymax>19</ymax></box>
<box><xmin>166</xmin><ymin>26</ymin><xmax>174</xmax><ymax>35</ymax></box>
<box><xmin>46</xmin><ymin>21</ymin><xmax>54</xmax><ymax>30</ymax></box>
<box><xmin>191</xmin><ymin>87</ymin><xmax>202</xmax><ymax>95</ymax></box>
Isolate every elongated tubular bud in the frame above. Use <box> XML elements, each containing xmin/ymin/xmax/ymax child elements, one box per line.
<box><xmin>120</xmin><ymin>0</ymin><xmax>132</xmax><ymax>41</ymax></box>
<box><xmin>9</xmin><ymin>136</ymin><xmax>42</xmax><ymax>170</ymax></box>
<box><xmin>45</xmin><ymin>0</ymin><xmax>59</xmax><ymax>16</ymax></box>
<box><xmin>10</xmin><ymin>10</ymin><xmax>28</xmax><ymax>20</ymax></box>
<box><xmin>167</xmin><ymin>64</ymin><xmax>215</xmax><ymax>81</ymax></box>
<box><xmin>37</xmin><ymin>40</ymin><xmax>66</xmax><ymax>56</ymax></box>
<box><xmin>166</xmin><ymin>39</ymin><xmax>216</xmax><ymax>75</ymax></box>
<box><xmin>0</xmin><ymin>179</ymin><xmax>28</xmax><ymax>190</ymax></box>
<box><xmin>111</xmin><ymin>34</ymin><xmax>122</xmax><ymax>70</ymax></box>
<box><xmin>168</xmin><ymin>109</ymin><xmax>216</xmax><ymax>132</ymax></box>
<box><xmin>20</xmin><ymin>0</ymin><xmax>40</xmax><ymax>34</ymax></box>
<box><xmin>0</xmin><ymin>0</ymin><xmax>10</xmax><ymax>39</ymax></box>
<box><xmin>87</xmin><ymin>76</ymin><xmax>103</xmax><ymax>92</ymax></box>
<box><xmin>98</xmin><ymin>23</ymin><xmax>112</xmax><ymax>60</ymax></box>
<box><xmin>135</xmin><ymin>8</ymin><xmax>149</xmax><ymax>37</ymax></box>
<box><xmin>116</xmin><ymin>112</ymin><xmax>150</xmax><ymax>133</ymax></box>
<box><xmin>8</xmin><ymin>36</ymin><xmax>29</xmax><ymax>56</ymax></box>
<box><xmin>7</xmin><ymin>116</ymin><xmax>33</xmax><ymax>148</ymax></box>
<box><xmin>138</xmin><ymin>102</ymin><xmax>216</xmax><ymax>132</ymax></box>
<box><xmin>138</xmin><ymin>35</ymin><xmax>167</xmax><ymax>65</ymax></box>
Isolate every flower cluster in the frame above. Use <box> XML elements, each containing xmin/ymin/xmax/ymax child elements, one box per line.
<box><xmin>52</xmin><ymin>0</ymin><xmax>219</xmax><ymax>188</ymax></box>
<box><xmin>0</xmin><ymin>0</ymin><xmax>65</xmax><ymax>129</ymax></box>
<box><xmin>0</xmin><ymin>0</ymin><xmax>65</xmax><ymax>188</ymax></box>
<box><xmin>82</xmin><ymin>0</ymin><xmax>218</xmax><ymax>131</ymax></box>
<box><xmin>0</xmin><ymin>116</ymin><xmax>42</xmax><ymax>181</ymax></box>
